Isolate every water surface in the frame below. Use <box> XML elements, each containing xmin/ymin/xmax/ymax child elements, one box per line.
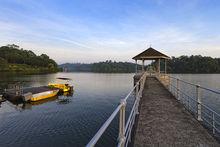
<box><xmin>0</xmin><ymin>72</ymin><xmax>135</xmax><ymax>147</ymax></box>
<box><xmin>1</xmin><ymin>73</ymin><xmax>220</xmax><ymax>146</ymax></box>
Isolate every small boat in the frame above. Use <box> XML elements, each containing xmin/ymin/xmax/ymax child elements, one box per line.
<box><xmin>3</xmin><ymin>86</ymin><xmax>59</xmax><ymax>102</ymax></box>
<box><xmin>48</xmin><ymin>77</ymin><xmax>73</xmax><ymax>92</ymax></box>
<box><xmin>26</xmin><ymin>87</ymin><xmax>59</xmax><ymax>102</ymax></box>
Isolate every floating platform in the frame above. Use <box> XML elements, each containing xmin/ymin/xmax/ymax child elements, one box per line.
<box><xmin>3</xmin><ymin>86</ymin><xmax>59</xmax><ymax>102</ymax></box>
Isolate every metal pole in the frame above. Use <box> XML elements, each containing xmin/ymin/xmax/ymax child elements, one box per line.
<box><xmin>212</xmin><ymin>112</ymin><xmax>215</xmax><ymax>134</ymax></box>
<box><xmin>177</xmin><ymin>78</ymin><xmax>180</xmax><ymax>100</ymax></box>
<box><xmin>119</xmin><ymin>99</ymin><xmax>126</xmax><ymax>147</ymax></box>
<box><xmin>196</xmin><ymin>85</ymin><xmax>202</xmax><ymax>121</ymax></box>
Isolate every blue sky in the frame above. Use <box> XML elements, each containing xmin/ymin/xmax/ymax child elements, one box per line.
<box><xmin>0</xmin><ymin>0</ymin><xmax>220</xmax><ymax>63</ymax></box>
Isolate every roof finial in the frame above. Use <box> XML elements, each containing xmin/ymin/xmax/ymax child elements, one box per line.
<box><xmin>149</xmin><ymin>44</ymin><xmax>152</xmax><ymax>48</ymax></box>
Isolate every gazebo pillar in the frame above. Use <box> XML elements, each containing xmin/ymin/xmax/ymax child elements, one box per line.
<box><xmin>158</xmin><ymin>59</ymin><xmax>160</xmax><ymax>74</ymax></box>
<box><xmin>135</xmin><ymin>60</ymin><xmax>137</xmax><ymax>73</ymax></box>
<box><xmin>132</xmin><ymin>47</ymin><xmax>171</xmax><ymax>74</ymax></box>
<box><xmin>165</xmin><ymin>59</ymin><xmax>167</xmax><ymax>74</ymax></box>
<box><xmin>142</xmin><ymin>60</ymin><xmax>145</xmax><ymax>72</ymax></box>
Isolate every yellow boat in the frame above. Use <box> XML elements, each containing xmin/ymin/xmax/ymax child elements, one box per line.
<box><xmin>30</xmin><ymin>89</ymin><xmax>59</xmax><ymax>101</ymax></box>
<box><xmin>48</xmin><ymin>77</ymin><xmax>73</xmax><ymax>92</ymax></box>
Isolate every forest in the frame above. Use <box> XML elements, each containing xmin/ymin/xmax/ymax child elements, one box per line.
<box><xmin>1</xmin><ymin>44</ymin><xmax>220</xmax><ymax>74</ymax></box>
<box><xmin>167</xmin><ymin>55</ymin><xmax>220</xmax><ymax>73</ymax></box>
<box><xmin>60</xmin><ymin>61</ymin><xmax>138</xmax><ymax>73</ymax></box>
<box><xmin>60</xmin><ymin>55</ymin><xmax>220</xmax><ymax>73</ymax></box>
<box><xmin>0</xmin><ymin>44</ymin><xmax>59</xmax><ymax>74</ymax></box>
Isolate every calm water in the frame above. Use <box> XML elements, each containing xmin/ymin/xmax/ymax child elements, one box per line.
<box><xmin>0</xmin><ymin>72</ymin><xmax>135</xmax><ymax>147</ymax></box>
<box><xmin>1</xmin><ymin>73</ymin><xmax>220</xmax><ymax>147</ymax></box>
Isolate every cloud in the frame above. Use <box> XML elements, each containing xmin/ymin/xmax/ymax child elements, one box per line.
<box><xmin>0</xmin><ymin>0</ymin><xmax>220</xmax><ymax>63</ymax></box>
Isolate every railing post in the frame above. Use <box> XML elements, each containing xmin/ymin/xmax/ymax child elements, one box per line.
<box><xmin>168</xmin><ymin>76</ymin><xmax>171</xmax><ymax>91</ymax></box>
<box><xmin>136</xmin><ymin>82</ymin><xmax>140</xmax><ymax>115</ymax></box>
<box><xmin>196</xmin><ymin>85</ymin><xmax>202</xmax><ymax>121</ymax></box>
<box><xmin>177</xmin><ymin>78</ymin><xmax>180</xmax><ymax>100</ymax></box>
<box><xmin>136</xmin><ymin>82</ymin><xmax>139</xmax><ymax>98</ymax></box>
<box><xmin>118</xmin><ymin>99</ymin><xmax>126</xmax><ymax>147</ymax></box>
<box><xmin>212</xmin><ymin>112</ymin><xmax>215</xmax><ymax>134</ymax></box>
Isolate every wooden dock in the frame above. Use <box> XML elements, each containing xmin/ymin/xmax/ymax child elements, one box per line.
<box><xmin>133</xmin><ymin>76</ymin><xmax>219</xmax><ymax>146</ymax></box>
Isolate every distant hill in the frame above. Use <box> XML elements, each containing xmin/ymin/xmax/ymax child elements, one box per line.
<box><xmin>0</xmin><ymin>44</ymin><xmax>59</xmax><ymax>74</ymax></box>
<box><xmin>59</xmin><ymin>61</ymin><xmax>139</xmax><ymax>73</ymax></box>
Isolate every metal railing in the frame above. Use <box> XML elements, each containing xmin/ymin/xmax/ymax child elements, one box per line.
<box><xmin>157</xmin><ymin>74</ymin><xmax>220</xmax><ymax>138</ymax></box>
<box><xmin>86</xmin><ymin>72</ymin><xmax>147</xmax><ymax>147</ymax></box>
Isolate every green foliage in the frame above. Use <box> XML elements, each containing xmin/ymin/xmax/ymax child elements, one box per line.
<box><xmin>168</xmin><ymin>55</ymin><xmax>220</xmax><ymax>73</ymax></box>
<box><xmin>0</xmin><ymin>57</ymin><xmax>9</xmax><ymax>70</ymax></box>
<box><xmin>59</xmin><ymin>60</ymin><xmax>139</xmax><ymax>73</ymax></box>
<box><xmin>0</xmin><ymin>44</ymin><xmax>59</xmax><ymax>74</ymax></box>
<box><xmin>92</xmin><ymin>60</ymin><xmax>136</xmax><ymax>73</ymax></box>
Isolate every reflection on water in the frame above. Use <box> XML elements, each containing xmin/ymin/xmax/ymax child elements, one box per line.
<box><xmin>1</xmin><ymin>73</ymin><xmax>220</xmax><ymax>147</ymax></box>
<box><xmin>0</xmin><ymin>72</ymin><xmax>134</xmax><ymax>147</ymax></box>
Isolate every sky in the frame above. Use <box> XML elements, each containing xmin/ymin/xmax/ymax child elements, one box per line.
<box><xmin>0</xmin><ymin>0</ymin><xmax>220</xmax><ymax>64</ymax></box>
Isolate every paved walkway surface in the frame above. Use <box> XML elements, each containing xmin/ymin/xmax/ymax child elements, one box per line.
<box><xmin>134</xmin><ymin>77</ymin><xmax>219</xmax><ymax>147</ymax></box>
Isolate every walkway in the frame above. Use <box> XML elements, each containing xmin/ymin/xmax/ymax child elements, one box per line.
<box><xmin>134</xmin><ymin>77</ymin><xmax>219</xmax><ymax>147</ymax></box>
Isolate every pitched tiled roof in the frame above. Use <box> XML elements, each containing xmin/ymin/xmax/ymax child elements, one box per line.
<box><xmin>132</xmin><ymin>47</ymin><xmax>170</xmax><ymax>60</ymax></box>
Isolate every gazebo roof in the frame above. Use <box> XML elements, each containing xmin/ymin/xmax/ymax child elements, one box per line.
<box><xmin>132</xmin><ymin>47</ymin><xmax>170</xmax><ymax>60</ymax></box>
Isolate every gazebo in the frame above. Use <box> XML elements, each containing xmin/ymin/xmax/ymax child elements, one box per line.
<box><xmin>132</xmin><ymin>47</ymin><xmax>171</xmax><ymax>74</ymax></box>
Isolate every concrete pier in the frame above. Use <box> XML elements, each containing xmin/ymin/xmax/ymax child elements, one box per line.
<box><xmin>133</xmin><ymin>77</ymin><xmax>219</xmax><ymax>147</ymax></box>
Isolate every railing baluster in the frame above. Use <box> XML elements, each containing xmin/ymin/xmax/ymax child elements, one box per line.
<box><xmin>212</xmin><ymin>112</ymin><xmax>215</xmax><ymax>134</ymax></box>
<box><xmin>188</xmin><ymin>97</ymin><xmax>190</xmax><ymax>110</ymax></box>
<box><xmin>177</xmin><ymin>78</ymin><xmax>180</xmax><ymax>100</ymax></box>
<box><xmin>196</xmin><ymin>85</ymin><xmax>202</xmax><ymax>121</ymax></box>
<box><xmin>118</xmin><ymin>100</ymin><xmax>126</xmax><ymax>147</ymax></box>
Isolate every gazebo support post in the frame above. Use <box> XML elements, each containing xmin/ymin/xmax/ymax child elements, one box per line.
<box><xmin>142</xmin><ymin>60</ymin><xmax>144</xmax><ymax>72</ymax></box>
<box><xmin>158</xmin><ymin>59</ymin><xmax>160</xmax><ymax>74</ymax></box>
<box><xmin>165</xmin><ymin>59</ymin><xmax>167</xmax><ymax>74</ymax></box>
<box><xmin>135</xmin><ymin>60</ymin><xmax>137</xmax><ymax>74</ymax></box>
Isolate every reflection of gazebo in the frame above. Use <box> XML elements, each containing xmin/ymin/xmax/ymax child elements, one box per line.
<box><xmin>132</xmin><ymin>47</ymin><xmax>171</xmax><ymax>74</ymax></box>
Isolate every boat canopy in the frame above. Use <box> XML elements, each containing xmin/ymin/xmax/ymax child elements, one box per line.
<box><xmin>56</xmin><ymin>78</ymin><xmax>72</xmax><ymax>80</ymax></box>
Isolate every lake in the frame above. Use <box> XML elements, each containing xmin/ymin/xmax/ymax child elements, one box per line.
<box><xmin>0</xmin><ymin>72</ymin><xmax>135</xmax><ymax>147</ymax></box>
<box><xmin>0</xmin><ymin>73</ymin><xmax>220</xmax><ymax>147</ymax></box>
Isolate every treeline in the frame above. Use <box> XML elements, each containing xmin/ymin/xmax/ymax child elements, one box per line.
<box><xmin>60</xmin><ymin>55</ymin><xmax>220</xmax><ymax>73</ymax></box>
<box><xmin>92</xmin><ymin>61</ymin><xmax>138</xmax><ymax>73</ymax></box>
<box><xmin>168</xmin><ymin>55</ymin><xmax>220</xmax><ymax>73</ymax></box>
<box><xmin>0</xmin><ymin>44</ymin><xmax>59</xmax><ymax>73</ymax></box>
<box><xmin>59</xmin><ymin>60</ymin><xmax>139</xmax><ymax>73</ymax></box>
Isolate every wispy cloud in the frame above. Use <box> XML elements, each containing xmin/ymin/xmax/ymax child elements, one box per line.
<box><xmin>0</xmin><ymin>0</ymin><xmax>220</xmax><ymax>63</ymax></box>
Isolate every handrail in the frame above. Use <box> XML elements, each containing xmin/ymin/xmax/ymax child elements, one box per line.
<box><xmin>157</xmin><ymin>73</ymin><xmax>220</xmax><ymax>137</ymax></box>
<box><xmin>86</xmin><ymin>72</ymin><xmax>147</xmax><ymax>147</ymax></box>
<box><xmin>86</xmin><ymin>104</ymin><xmax>122</xmax><ymax>146</ymax></box>
<box><xmin>169</xmin><ymin>75</ymin><xmax>220</xmax><ymax>95</ymax></box>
